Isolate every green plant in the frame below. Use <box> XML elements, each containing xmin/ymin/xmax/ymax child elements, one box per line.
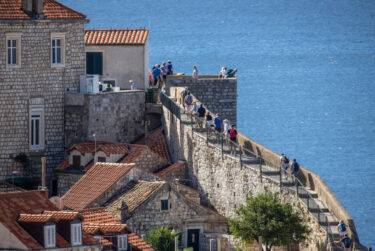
<box><xmin>228</xmin><ymin>192</ymin><xmax>310</xmax><ymax>251</ymax></box>
<box><xmin>145</xmin><ymin>227</ymin><xmax>178</xmax><ymax>251</ymax></box>
<box><xmin>183</xmin><ymin>248</ymin><xmax>193</xmax><ymax>251</ymax></box>
<box><xmin>14</xmin><ymin>152</ymin><xmax>29</xmax><ymax>167</ymax></box>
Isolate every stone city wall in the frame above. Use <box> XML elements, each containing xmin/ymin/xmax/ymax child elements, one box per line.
<box><xmin>0</xmin><ymin>20</ymin><xmax>87</xmax><ymax>186</ymax></box>
<box><xmin>162</xmin><ymin>106</ymin><xmax>328</xmax><ymax>250</ymax></box>
<box><xmin>64</xmin><ymin>91</ymin><xmax>145</xmax><ymax>148</ymax></box>
<box><xmin>166</xmin><ymin>76</ymin><xmax>237</xmax><ymax>125</ymax></box>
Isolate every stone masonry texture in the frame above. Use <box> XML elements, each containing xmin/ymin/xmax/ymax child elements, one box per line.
<box><xmin>0</xmin><ymin>20</ymin><xmax>87</xmax><ymax>187</ymax></box>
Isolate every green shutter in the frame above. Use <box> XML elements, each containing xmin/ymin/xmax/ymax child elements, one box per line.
<box><xmin>86</xmin><ymin>52</ymin><xmax>103</xmax><ymax>75</ymax></box>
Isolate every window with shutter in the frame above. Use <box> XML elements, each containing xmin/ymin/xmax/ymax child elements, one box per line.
<box><xmin>86</xmin><ymin>52</ymin><xmax>103</xmax><ymax>75</ymax></box>
<box><xmin>71</xmin><ymin>223</ymin><xmax>82</xmax><ymax>246</ymax></box>
<box><xmin>118</xmin><ymin>234</ymin><xmax>128</xmax><ymax>251</ymax></box>
<box><xmin>97</xmin><ymin>157</ymin><xmax>106</xmax><ymax>163</ymax></box>
<box><xmin>72</xmin><ymin>155</ymin><xmax>81</xmax><ymax>169</ymax></box>
<box><xmin>161</xmin><ymin>199</ymin><xmax>168</xmax><ymax>211</ymax></box>
<box><xmin>51</xmin><ymin>33</ymin><xmax>65</xmax><ymax>67</ymax></box>
<box><xmin>44</xmin><ymin>225</ymin><xmax>56</xmax><ymax>248</ymax></box>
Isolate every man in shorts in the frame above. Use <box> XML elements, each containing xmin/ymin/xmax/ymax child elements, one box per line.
<box><xmin>228</xmin><ymin>124</ymin><xmax>237</xmax><ymax>155</ymax></box>
<box><xmin>197</xmin><ymin>104</ymin><xmax>206</xmax><ymax>128</ymax></box>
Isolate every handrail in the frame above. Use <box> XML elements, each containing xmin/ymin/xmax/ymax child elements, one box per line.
<box><xmin>159</xmin><ymin>90</ymin><xmax>351</xmax><ymax>250</ymax></box>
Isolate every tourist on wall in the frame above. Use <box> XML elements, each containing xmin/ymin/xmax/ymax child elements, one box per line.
<box><xmin>166</xmin><ymin>60</ymin><xmax>174</xmax><ymax>75</ymax></box>
<box><xmin>161</xmin><ymin>62</ymin><xmax>168</xmax><ymax>85</ymax></box>
<box><xmin>152</xmin><ymin>64</ymin><xmax>162</xmax><ymax>87</ymax></box>
<box><xmin>224</xmin><ymin>68</ymin><xmax>238</xmax><ymax>78</ymax></box>
<box><xmin>223</xmin><ymin>119</ymin><xmax>230</xmax><ymax>144</ymax></box>
<box><xmin>193</xmin><ymin>65</ymin><xmax>199</xmax><ymax>80</ymax></box>
<box><xmin>205</xmin><ymin>111</ymin><xmax>214</xmax><ymax>136</ymax></box>
<box><xmin>290</xmin><ymin>158</ymin><xmax>300</xmax><ymax>180</ymax></box>
<box><xmin>192</xmin><ymin>101</ymin><xmax>199</xmax><ymax>115</ymax></box>
<box><xmin>180</xmin><ymin>88</ymin><xmax>188</xmax><ymax>107</ymax></box>
<box><xmin>197</xmin><ymin>104</ymin><xmax>206</xmax><ymax>128</ymax></box>
<box><xmin>214</xmin><ymin>113</ymin><xmax>223</xmax><ymax>142</ymax></box>
<box><xmin>218</xmin><ymin>66</ymin><xmax>227</xmax><ymax>78</ymax></box>
<box><xmin>280</xmin><ymin>153</ymin><xmax>290</xmax><ymax>180</ymax></box>
<box><xmin>184</xmin><ymin>91</ymin><xmax>193</xmax><ymax>111</ymax></box>
<box><xmin>129</xmin><ymin>80</ymin><xmax>137</xmax><ymax>90</ymax></box>
<box><xmin>228</xmin><ymin>124</ymin><xmax>238</xmax><ymax>155</ymax></box>
<box><xmin>338</xmin><ymin>234</ymin><xmax>352</xmax><ymax>250</ymax></box>
<box><xmin>338</xmin><ymin>220</ymin><xmax>348</xmax><ymax>239</ymax></box>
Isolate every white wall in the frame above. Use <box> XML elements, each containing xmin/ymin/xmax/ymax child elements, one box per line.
<box><xmin>0</xmin><ymin>223</ymin><xmax>28</xmax><ymax>249</ymax></box>
<box><xmin>86</xmin><ymin>44</ymin><xmax>148</xmax><ymax>90</ymax></box>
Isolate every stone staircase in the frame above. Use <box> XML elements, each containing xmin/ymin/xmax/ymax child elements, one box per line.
<box><xmin>179</xmin><ymin>113</ymin><xmax>343</xmax><ymax>250</ymax></box>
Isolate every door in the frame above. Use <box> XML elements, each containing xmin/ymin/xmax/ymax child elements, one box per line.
<box><xmin>187</xmin><ymin>229</ymin><xmax>200</xmax><ymax>251</ymax></box>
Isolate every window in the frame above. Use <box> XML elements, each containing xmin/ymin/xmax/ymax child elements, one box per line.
<box><xmin>71</xmin><ymin>223</ymin><xmax>82</xmax><ymax>246</ymax></box>
<box><xmin>97</xmin><ymin>157</ymin><xmax>106</xmax><ymax>163</ymax></box>
<box><xmin>161</xmin><ymin>199</ymin><xmax>168</xmax><ymax>211</ymax></box>
<box><xmin>86</xmin><ymin>52</ymin><xmax>103</xmax><ymax>75</ymax></box>
<box><xmin>73</xmin><ymin>155</ymin><xmax>81</xmax><ymax>169</ymax></box>
<box><xmin>6</xmin><ymin>33</ymin><xmax>21</xmax><ymax>67</ymax></box>
<box><xmin>44</xmin><ymin>225</ymin><xmax>56</xmax><ymax>248</ymax></box>
<box><xmin>118</xmin><ymin>234</ymin><xmax>128</xmax><ymax>251</ymax></box>
<box><xmin>51</xmin><ymin>33</ymin><xmax>65</xmax><ymax>67</ymax></box>
<box><xmin>30</xmin><ymin>106</ymin><xmax>44</xmax><ymax>150</ymax></box>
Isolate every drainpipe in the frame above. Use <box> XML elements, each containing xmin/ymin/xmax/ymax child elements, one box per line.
<box><xmin>41</xmin><ymin>157</ymin><xmax>46</xmax><ymax>190</ymax></box>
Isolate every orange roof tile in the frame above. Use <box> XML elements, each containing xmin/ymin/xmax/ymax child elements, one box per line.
<box><xmin>18</xmin><ymin>213</ymin><xmax>56</xmax><ymax>223</ymax></box>
<box><xmin>0</xmin><ymin>0</ymin><xmax>86</xmax><ymax>20</ymax></box>
<box><xmin>80</xmin><ymin>207</ymin><xmax>120</xmax><ymax>225</ymax></box>
<box><xmin>42</xmin><ymin>210</ymin><xmax>82</xmax><ymax>220</ymax></box>
<box><xmin>55</xmin><ymin>158</ymin><xmax>69</xmax><ymax>170</ymax></box>
<box><xmin>156</xmin><ymin>162</ymin><xmax>185</xmax><ymax>177</ymax></box>
<box><xmin>101</xmin><ymin>237</ymin><xmax>113</xmax><ymax>246</ymax></box>
<box><xmin>128</xmin><ymin>233</ymin><xmax>154</xmax><ymax>251</ymax></box>
<box><xmin>82</xmin><ymin>225</ymin><xmax>102</xmax><ymax>235</ymax></box>
<box><xmin>62</xmin><ymin>163</ymin><xmax>135</xmax><ymax>210</ymax></box>
<box><xmin>135</xmin><ymin>127</ymin><xmax>171</xmax><ymax>163</ymax></box>
<box><xmin>106</xmin><ymin>180</ymin><xmax>164</xmax><ymax>214</ymax></box>
<box><xmin>85</xmin><ymin>29</ymin><xmax>149</xmax><ymax>45</ymax></box>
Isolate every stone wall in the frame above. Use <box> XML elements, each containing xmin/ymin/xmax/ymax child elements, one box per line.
<box><xmin>162</xmin><ymin>106</ymin><xmax>329</xmax><ymax>250</ymax></box>
<box><xmin>56</xmin><ymin>172</ymin><xmax>84</xmax><ymax>196</ymax></box>
<box><xmin>133</xmin><ymin>148</ymin><xmax>169</xmax><ymax>172</ymax></box>
<box><xmin>64</xmin><ymin>91</ymin><xmax>145</xmax><ymax>148</ymax></box>
<box><xmin>0</xmin><ymin>19</ymin><xmax>87</xmax><ymax>186</ymax></box>
<box><xmin>166</xmin><ymin>76</ymin><xmax>237</xmax><ymax>125</ymax></box>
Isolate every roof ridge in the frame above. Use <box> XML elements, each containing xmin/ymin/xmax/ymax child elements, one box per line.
<box><xmin>47</xmin><ymin>0</ymin><xmax>87</xmax><ymax>19</ymax></box>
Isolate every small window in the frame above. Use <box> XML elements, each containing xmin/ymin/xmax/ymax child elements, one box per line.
<box><xmin>72</xmin><ymin>155</ymin><xmax>81</xmax><ymax>169</ymax></box>
<box><xmin>51</xmin><ymin>33</ymin><xmax>65</xmax><ymax>67</ymax></box>
<box><xmin>118</xmin><ymin>234</ymin><xmax>128</xmax><ymax>251</ymax></box>
<box><xmin>6</xmin><ymin>33</ymin><xmax>21</xmax><ymax>68</ymax></box>
<box><xmin>97</xmin><ymin>157</ymin><xmax>106</xmax><ymax>163</ymax></box>
<box><xmin>161</xmin><ymin>199</ymin><xmax>168</xmax><ymax>211</ymax></box>
<box><xmin>30</xmin><ymin>106</ymin><xmax>44</xmax><ymax>151</ymax></box>
<box><xmin>44</xmin><ymin>225</ymin><xmax>56</xmax><ymax>248</ymax></box>
<box><xmin>86</xmin><ymin>52</ymin><xmax>103</xmax><ymax>75</ymax></box>
<box><xmin>71</xmin><ymin>223</ymin><xmax>82</xmax><ymax>246</ymax></box>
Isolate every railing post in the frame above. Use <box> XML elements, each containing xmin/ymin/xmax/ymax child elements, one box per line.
<box><xmin>221</xmin><ymin>133</ymin><xmax>224</xmax><ymax>159</ymax></box>
<box><xmin>259</xmin><ymin>157</ymin><xmax>263</xmax><ymax>183</ymax></box>
<box><xmin>206</xmin><ymin>125</ymin><xmax>209</xmax><ymax>145</ymax></box>
<box><xmin>239</xmin><ymin>146</ymin><xmax>242</xmax><ymax>170</ymax></box>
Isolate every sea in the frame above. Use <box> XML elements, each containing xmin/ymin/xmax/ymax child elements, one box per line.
<box><xmin>61</xmin><ymin>0</ymin><xmax>375</xmax><ymax>247</ymax></box>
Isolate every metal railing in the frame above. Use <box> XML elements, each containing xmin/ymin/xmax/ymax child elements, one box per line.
<box><xmin>159</xmin><ymin>90</ymin><xmax>343</xmax><ymax>250</ymax></box>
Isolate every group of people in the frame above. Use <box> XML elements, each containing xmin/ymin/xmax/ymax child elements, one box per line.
<box><xmin>280</xmin><ymin>153</ymin><xmax>300</xmax><ymax>180</ymax></box>
<box><xmin>218</xmin><ymin>67</ymin><xmax>238</xmax><ymax>78</ymax></box>
<box><xmin>150</xmin><ymin>60</ymin><xmax>174</xmax><ymax>89</ymax></box>
<box><xmin>181</xmin><ymin>89</ymin><xmax>238</xmax><ymax>154</ymax></box>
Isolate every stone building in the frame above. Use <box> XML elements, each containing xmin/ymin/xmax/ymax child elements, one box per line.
<box><xmin>0</xmin><ymin>0</ymin><xmax>88</xmax><ymax>187</ymax></box>
<box><xmin>85</xmin><ymin>29</ymin><xmax>150</xmax><ymax>90</ymax></box>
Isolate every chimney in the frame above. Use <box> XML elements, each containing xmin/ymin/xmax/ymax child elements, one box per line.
<box><xmin>22</xmin><ymin>0</ymin><xmax>33</xmax><ymax>12</ymax></box>
<box><xmin>41</xmin><ymin>157</ymin><xmax>46</xmax><ymax>190</ymax></box>
<box><xmin>119</xmin><ymin>201</ymin><xmax>130</xmax><ymax>223</ymax></box>
<box><xmin>33</xmin><ymin>0</ymin><xmax>44</xmax><ymax>18</ymax></box>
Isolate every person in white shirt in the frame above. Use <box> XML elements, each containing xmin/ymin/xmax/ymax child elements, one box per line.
<box><xmin>280</xmin><ymin>153</ymin><xmax>290</xmax><ymax>179</ymax></box>
<box><xmin>129</xmin><ymin>80</ymin><xmax>137</xmax><ymax>90</ymax></box>
<box><xmin>193</xmin><ymin>65</ymin><xmax>199</xmax><ymax>80</ymax></box>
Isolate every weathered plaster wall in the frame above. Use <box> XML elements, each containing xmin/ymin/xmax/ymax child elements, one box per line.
<box><xmin>64</xmin><ymin>91</ymin><xmax>145</xmax><ymax>148</ymax></box>
<box><xmin>0</xmin><ymin>20</ymin><xmax>87</xmax><ymax>185</ymax></box>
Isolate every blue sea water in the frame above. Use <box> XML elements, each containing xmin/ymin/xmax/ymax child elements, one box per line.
<box><xmin>61</xmin><ymin>0</ymin><xmax>375</xmax><ymax>246</ymax></box>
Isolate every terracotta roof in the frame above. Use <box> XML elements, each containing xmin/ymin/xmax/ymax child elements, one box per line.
<box><xmin>85</xmin><ymin>29</ymin><xmax>149</xmax><ymax>45</ymax></box>
<box><xmin>128</xmin><ymin>233</ymin><xmax>154</xmax><ymax>251</ymax></box>
<box><xmin>18</xmin><ymin>213</ymin><xmax>56</xmax><ymax>223</ymax></box>
<box><xmin>135</xmin><ymin>127</ymin><xmax>171</xmax><ymax>163</ymax></box>
<box><xmin>86</xmin><ymin>223</ymin><xmax>127</xmax><ymax>233</ymax></box>
<box><xmin>119</xmin><ymin>145</ymin><xmax>147</xmax><ymax>164</ymax></box>
<box><xmin>156</xmin><ymin>162</ymin><xmax>185</xmax><ymax>177</ymax></box>
<box><xmin>0</xmin><ymin>0</ymin><xmax>86</xmax><ymax>20</ymax></box>
<box><xmin>80</xmin><ymin>207</ymin><xmax>119</xmax><ymax>225</ymax></box>
<box><xmin>55</xmin><ymin>158</ymin><xmax>69</xmax><ymax>170</ymax></box>
<box><xmin>106</xmin><ymin>180</ymin><xmax>164</xmax><ymax>214</ymax></box>
<box><xmin>42</xmin><ymin>210</ymin><xmax>82</xmax><ymax>220</ymax></box>
<box><xmin>62</xmin><ymin>163</ymin><xmax>135</xmax><ymax>210</ymax></box>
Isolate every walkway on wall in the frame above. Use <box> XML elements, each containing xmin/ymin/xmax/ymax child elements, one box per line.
<box><xmin>159</xmin><ymin>91</ymin><xmax>346</xmax><ymax>250</ymax></box>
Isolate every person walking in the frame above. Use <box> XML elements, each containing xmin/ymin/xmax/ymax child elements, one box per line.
<box><xmin>197</xmin><ymin>104</ymin><xmax>206</xmax><ymax>128</ymax></box>
<box><xmin>228</xmin><ymin>124</ymin><xmax>237</xmax><ymax>155</ymax></box>
<box><xmin>214</xmin><ymin>113</ymin><xmax>223</xmax><ymax>142</ymax></box>
<box><xmin>161</xmin><ymin>62</ymin><xmax>168</xmax><ymax>85</ymax></box>
<box><xmin>184</xmin><ymin>91</ymin><xmax>193</xmax><ymax>112</ymax></box>
<box><xmin>129</xmin><ymin>80</ymin><xmax>137</xmax><ymax>90</ymax></box>
<box><xmin>340</xmin><ymin>234</ymin><xmax>352</xmax><ymax>250</ymax></box>
<box><xmin>166</xmin><ymin>60</ymin><xmax>174</xmax><ymax>75</ymax></box>
<box><xmin>218</xmin><ymin>66</ymin><xmax>227</xmax><ymax>78</ymax></box>
<box><xmin>280</xmin><ymin>153</ymin><xmax>290</xmax><ymax>180</ymax></box>
<box><xmin>338</xmin><ymin>220</ymin><xmax>348</xmax><ymax>239</ymax></box>
<box><xmin>290</xmin><ymin>158</ymin><xmax>300</xmax><ymax>180</ymax></box>
<box><xmin>223</xmin><ymin>119</ymin><xmax>230</xmax><ymax>145</ymax></box>
<box><xmin>193</xmin><ymin>65</ymin><xmax>199</xmax><ymax>80</ymax></box>
<box><xmin>205</xmin><ymin>112</ymin><xmax>214</xmax><ymax>136</ymax></box>
<box><xmin>180</xmin><ymin>88</ymin><xmax>188</xmax><ymax>107</ymax></box>
<box><xmin>152</xmin><ymin>64</ymin><xmax>162</xmax><ymax>87</ymax></box>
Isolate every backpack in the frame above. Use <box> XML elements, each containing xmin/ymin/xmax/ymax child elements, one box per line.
<box><xmin>284</xmin><ymin>156</ymin><xmax>290</xmax><ymax>164</ymax></box>
<box><xmin>229</xmin><ymin>129</ymin><xmax>236</xmax><ymax>138</ymax></box>
<box><xmin>186</xmin><ymin>95</ymin><xmax>192</xmax><ymax>105</ymax></box>
<box><xmin>340</xmin><ymin>222</ymin><xmax>347</xmax><ymax>232</ymax></box>
<box><xmin>343</xmin><ymin>237</ymin><xmax>351</xmax><ymax>248</ymax></box>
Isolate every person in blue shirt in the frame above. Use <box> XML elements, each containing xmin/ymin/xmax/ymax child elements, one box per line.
<box><xmin>214</xmin><ymin>114</ymin><xmax>223</xmax><ymax>142</ymax></box>
<box><xmin>291</xmin><ymin>158</ymin><xmax>300</xmax><ymax>179</ymax></box>
<box><xmin>129</xmin><ymin>80</ymin><xmax>137</xmax><ymax>90</ymax></box>
<box><xmin>152</xmin><ymin>64</ymin><xmax>161</xmax><ymax>87</ymax></box>
<box><xmin>166</xmin><ymin>60</ymin><xmax>174</xmax><ymax>75</ymax></box>
<box><xmin>224</xmin><ymin>68</ymin><xmax>238</xmax><ymax>78</ymax></box>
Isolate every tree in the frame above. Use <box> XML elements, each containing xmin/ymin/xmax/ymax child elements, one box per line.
<box><xmin>145</xmin><ymin>226</ymin><xmax>179</xmax><ymax>251</ymax></box>
<box><xmin>228</xmin><ymin>192</ymin><xmax>310</xmax><ymax>251</ymax></box>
